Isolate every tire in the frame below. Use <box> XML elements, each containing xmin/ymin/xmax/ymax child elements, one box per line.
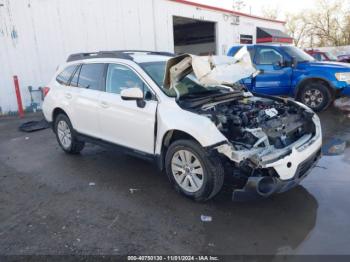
<box><xmin>54</xmin><ymin>114</ymin><xmax>85</xmax><ymax>154</ymax></box>
<box><xmin>298</xmin><ymin>82</ymin><xmax>332</xmax><ymax>112</ymax></box>
<box><xmin>165</xmin><ymin>139</ymin><xmax>224</xmax><ymax>202</ymax></box>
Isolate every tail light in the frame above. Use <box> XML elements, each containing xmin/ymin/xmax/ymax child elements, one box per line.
<box><xmin>42</xmin><ymin>86</ymin><xmax>50</xmax><ymax>98</ymax></box>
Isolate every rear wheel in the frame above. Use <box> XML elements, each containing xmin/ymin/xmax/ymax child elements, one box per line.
<box><xmin>298</xmin><ymin>82</ymin><xmax>332</xmax><ymax>112</ymax></box>
<box><xmin>165</xmin><ymin>139</ymin><xmax>224</xmax><ymax>202</ymax></box>
<box><xmin>54</xmin><ymin>114</ymin><xmax>85</xmax><ymax>154</ymax></box>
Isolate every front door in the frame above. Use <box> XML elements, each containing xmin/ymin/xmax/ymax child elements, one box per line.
<box><xmin>252</xmin><ymin>47</ymin><xmax>292</xmax><ymax>95</ymax></box>
<box><xmin>98</xmin><ymin>63</ymin><xmax>157</xmax><ymax>154</ymax></box>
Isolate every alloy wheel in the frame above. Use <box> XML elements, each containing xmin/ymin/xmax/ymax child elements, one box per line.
<box><xmin>171</xmin><ymin>149</ymin><xmax>204</xmax><ymax>193</ymax></box>
<box><xmin>57</xmin><ymin>120</ymin><xmax>72</xmax><ymax>149</ymax></box>
<box><xmin>302</xmin><ymin>88</ymin><xmax>324</xmax><ymax>109</ymax></box>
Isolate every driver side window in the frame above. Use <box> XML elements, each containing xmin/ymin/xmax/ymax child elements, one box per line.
<box><xmin>106</xmin><ymin>64</ymin><xmax>154</xmax><ymax>100</ymax></box>
<box><xmin>256</xmin><ymin>48</ymin><xmax>283</xmax><ymax>65</ymax></box>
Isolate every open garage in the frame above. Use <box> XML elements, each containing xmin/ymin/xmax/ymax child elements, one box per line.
<box><xmin>173</xmin><ymin>16</ymin><xmax>217</xmax><ymax>55</ymax></box>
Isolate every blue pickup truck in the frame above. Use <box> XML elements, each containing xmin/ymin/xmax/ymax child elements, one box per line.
<box><xmin>228</xmin><ymin>45</ymin><xmax>350</xmax><ymax>111</ymax></box>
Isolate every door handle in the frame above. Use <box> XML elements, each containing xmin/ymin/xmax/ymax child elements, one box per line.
<box><xmin>100</xmin><ymin>101</ymin><xmax>109</xmax><ymax>108</ymax></box>
<box><xmin>65</xmin><ymin>93</ymin><xmax>72</xmax><ymax>99</ymax></box>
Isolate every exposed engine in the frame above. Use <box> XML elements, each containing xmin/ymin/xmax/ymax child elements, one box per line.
<box><xmin>200</xmin><ymin>97</ymin><xmax>316</xmax><ymax>149</ymax></box>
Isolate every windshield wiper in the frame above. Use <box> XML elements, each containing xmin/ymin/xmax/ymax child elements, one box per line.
<box><xmin>179</xmin><ymin>89</ymin><xmax>223</xmax><ymax>99</ymax></box>
<box><xmin>178</xmin><ymin>91</ymin><xmax>244</xmax><ymax>108</ymax></box>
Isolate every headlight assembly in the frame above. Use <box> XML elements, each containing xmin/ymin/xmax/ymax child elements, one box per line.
<box><xmin>335</xmin><ymin>72</ymin><xmax>350</xmax><ymax>83</ymax></box>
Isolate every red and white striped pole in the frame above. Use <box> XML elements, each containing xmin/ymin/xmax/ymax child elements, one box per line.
<box><xmin>13</xmin><ymin>75</ymin><xmax>24</xmax><ymax>118</ymax></box>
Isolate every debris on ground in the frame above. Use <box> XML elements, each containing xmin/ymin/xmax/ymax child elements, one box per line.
<box><xmin>200</xmin><ymin>215</ymin><xmax>212</xmax><ymax>222</ymax></box>
<box><xmin>334</xmin><ymin>97</ymin><xmax>350</xmax><ymax>112</ymax></box>
<box><xmin>108</xmin><ymin>215</ymin><xmax>119</xmax><ymax>229</ymax></box>
<box><xmin>129</xmin><ymin>188</ymin><xmax>139</xmax><ymax>194</ymax></box>
<box><xmin>25</xmin><ymin>137</ymin><xmax>30</xmax><ymax>140</ymax></box>
<box><xmin>89</xmin><ymin>182</ymin><xmax>96</xmax><ymax>186</ymax></box>
<box><xmin>322</xmin><ymin>138</ymin><xmax>347</xmax><ymax>156</ymax></box>
<box><xmin>19</xmin><ymin>119</ymin><xmax>50</xmax><ymax>133</ymax></box>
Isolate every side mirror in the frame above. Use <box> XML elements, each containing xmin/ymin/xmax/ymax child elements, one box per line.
<box><xmin>121</xmin><ymin>87</ymin><xmax>143</xmax><ymax>100</ymax></box>
<box><xmin>120</xmin><ymin>87</ymin><xmax>146</xmax><ymax>108</ymax></box>
<box><xmin>291</xmin><ymin>56</ymin><xmax>298</xmax><ymax>68</ymax></box>
<box><xmin>273</xmin><ymin>61</ymin><xmax>283</xmax><ymax>69</ymax></box>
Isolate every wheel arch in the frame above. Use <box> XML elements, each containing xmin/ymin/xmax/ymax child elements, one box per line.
<box><xmin>52</xmin><ymin>107</ymin><xmax>69</xmax><ymax>122</ymax></box>
<box><xmin>295</xmin><ymin>77</ymin><xmax>335</xmax><ymax>100</ymax></box>
<box><xmin>156</xmin><ymin>129</ymin><xmax>203</xmax><ymax>171</ymax></box>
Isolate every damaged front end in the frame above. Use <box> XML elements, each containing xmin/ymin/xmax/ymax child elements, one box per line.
<box><xmin>164</xmin><ymin>48</ymin><xmax>322</xmax><ymax>201</ymax></box>
<box><xmin>212</xmin><ymin>96</ymin><xmax>322</xmax><ymax>201</ymax></box>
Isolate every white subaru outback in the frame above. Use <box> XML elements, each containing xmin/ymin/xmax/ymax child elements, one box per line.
<box><xmin>43</xmin><ymin>50</ymin><xmax>322</xmax><ymax>202</ymax></box>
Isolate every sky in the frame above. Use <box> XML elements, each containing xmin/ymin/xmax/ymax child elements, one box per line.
<box><xmin>190</xmin><ymin>0</ymin><xmax>317</xmax><ymax>19</ymax></box>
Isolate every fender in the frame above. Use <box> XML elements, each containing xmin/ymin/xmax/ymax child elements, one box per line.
<box><xmin>293</xmin><ymin>73</ymin><xmax>335</xmax><ymax>98</ymax></box>
<box><xmin>154</xmin><ymin>100</ymin><xmax>227</xmax><ymax>156</ymax></box>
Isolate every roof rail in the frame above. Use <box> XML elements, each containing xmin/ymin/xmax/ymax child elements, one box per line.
<box><xmin>66</xmin><ymin>50</ymin><xmax>174</xmax><ymax>62</ymax></box>
<box><xmin>117</xmin><ymin>50</ymin><xmax>175</xmax><ymax>56</ymax></box>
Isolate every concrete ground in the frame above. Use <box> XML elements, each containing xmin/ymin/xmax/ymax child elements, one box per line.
<box><xmin>0</xmin><ymin>108</ymin><xmax>350</xmax><ymax>256</ymax></box>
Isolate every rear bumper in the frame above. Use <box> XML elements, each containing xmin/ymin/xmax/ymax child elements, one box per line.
<box><xmin>232</xmin><ymin>149</ymin><xmax>321</xmax><ymax>201</ymax></box>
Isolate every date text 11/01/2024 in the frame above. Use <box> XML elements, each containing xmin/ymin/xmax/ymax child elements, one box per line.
<box><xmin>127</xmin><ymin>255</ymin><xmax>220</xmax><ymax>261</ymax></box>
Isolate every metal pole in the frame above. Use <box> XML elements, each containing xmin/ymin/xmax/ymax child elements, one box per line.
<box><xmin>13</xmin><ymin>75</ymin><xmax>24</xmax><ymax>118</ymax></box>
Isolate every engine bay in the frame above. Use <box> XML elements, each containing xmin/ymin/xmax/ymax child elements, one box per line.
<box><xmin>199</xmin><ymin>96</ymin><xmax>316</xmax><ymax>150</ymax></box>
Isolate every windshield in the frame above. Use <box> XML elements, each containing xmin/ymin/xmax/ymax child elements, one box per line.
<box><xmin>280</xmin><ymin>46</ymin><xmax>315</xmax><ymax>62</ymax></box>
<box><xmin>140</xmin><ymin>61</ymin><xmax>230</xmax><ymax>98</ymax></box>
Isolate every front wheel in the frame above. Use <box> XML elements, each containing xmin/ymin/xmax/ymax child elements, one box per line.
<box><xmin>298</xmin><ymin>82</ymin><xmax>332</xmax><ymax>112</ymax></box>
<box><xmin>165</xmin><ymin>139</ymin><xmax>224</xmax><ymax>202</ymax></box>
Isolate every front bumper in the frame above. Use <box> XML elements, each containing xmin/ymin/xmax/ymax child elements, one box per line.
<box><xmin>340</xmin><ymin>86</ymin><xmax>350</xmax><ymax>96</ymax></box>
<box><xmin>334</xmin><ymin>82</ymin><xmax>350</xmax><ymax>96</ymax></box>
<box><xmin>232</xmin><ymin>149</ymin><xmax>321</xmax><ymax>201</ymax></box>
<box><xmin>215</xmin><ymin>112</ymin><xmax>323</xmax><ymax>201</ymax></box>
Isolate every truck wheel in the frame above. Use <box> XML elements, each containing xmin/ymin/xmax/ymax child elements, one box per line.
<box><xmin>298</xmin><ymin>82</ymin><xmax>332</xmax><ymax>112</ymax></box>
<box><xmin>54</xmin><ymin>114</ymin><xmax>85</xmax><ymax>154</ymax></box>
<box><xmin>165</xmin><ymin>139</ymin><xmax>224</xmax><ymax>202</ymax></box>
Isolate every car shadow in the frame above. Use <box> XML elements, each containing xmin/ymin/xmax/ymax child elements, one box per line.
<box><xmin>200</xmin><ymin>185</ymin><xmax>318</xmax><ymax>255</ymax></box>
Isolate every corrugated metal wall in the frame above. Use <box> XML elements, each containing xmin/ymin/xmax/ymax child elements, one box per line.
<box><xmin>0</xmin><ymin>0</ymin><xmax>285</xmax><ymax>114</ymax></box>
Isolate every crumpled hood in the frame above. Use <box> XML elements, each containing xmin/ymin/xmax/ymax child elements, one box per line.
<box><xmin>163</xmin><ymin>46</ymin><xmax>257</xmax><ymax>89</ymax></box>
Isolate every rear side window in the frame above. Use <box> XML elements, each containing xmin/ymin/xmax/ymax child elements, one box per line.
<box><xmin>247</xmin><ymin>48</ymin><xmax>256</xmax><ymax>61</ymax></box>
<box><xmin>78</xmin><ymin>63</ymin><xmax>105</xmax><ymax>91</ymax></box>
<box><xmin>70</xmin><ymin>65</ymin><xmax>81</xmax><ymax>87</ymax></box>
<box><xmin>56</xmin><ymin>65</ymin><xmax>78</xmax><ymax>85</ymax></box>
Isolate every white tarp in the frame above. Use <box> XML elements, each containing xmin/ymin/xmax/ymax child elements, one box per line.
<box><xmin>163</xmin><ymin>46</ymin><xmax>257</xmax><ymax>89</ymax></box>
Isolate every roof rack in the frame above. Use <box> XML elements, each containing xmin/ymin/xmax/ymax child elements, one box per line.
<box><xmin>66</xmin><ymin>50</ymin><xmax>174</xmax><ymax>62</ymax></box>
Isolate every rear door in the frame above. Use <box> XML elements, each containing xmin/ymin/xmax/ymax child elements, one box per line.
<box><xmin>98</xmin><ymin>63</ymin><xmax>157</xmax><ymax>154</ymax></box>
<box><xmin>252</xmin><ymin>46</ymin><xmax>292</xmax><ymax>95</ymax></box>
<box><xmin>71</xmin><ymin>63</ymin><xmax>106</xmax><ymax>137</ymax></box>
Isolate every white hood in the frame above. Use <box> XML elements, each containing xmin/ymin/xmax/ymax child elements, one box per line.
<box><xmin>163</xmin><ymin>46</ymin><xmax>257</xmax><ymax>89</ymax></box>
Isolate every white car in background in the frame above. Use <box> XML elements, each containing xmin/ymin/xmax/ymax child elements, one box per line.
<box><xmin>42</xmin><ymin>50</ymin><xmax>322</xmax><ymax>202</ymax></box>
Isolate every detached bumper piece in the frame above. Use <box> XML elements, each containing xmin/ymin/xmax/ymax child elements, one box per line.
<box><xmin>232</xmin><ymin>149</ymin><xmax>321</xmax><ymax>201</ymax></box>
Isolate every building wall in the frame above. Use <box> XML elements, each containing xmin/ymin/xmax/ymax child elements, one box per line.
<box><xmin>0</xmin><ymin>0</ymin><xmax>286</xmax><ymax>114</ymax></box>
<box><xmin>174</xmin><ymin>42</ymin><xmax>216</xmax><ymax>55</ymax></box>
